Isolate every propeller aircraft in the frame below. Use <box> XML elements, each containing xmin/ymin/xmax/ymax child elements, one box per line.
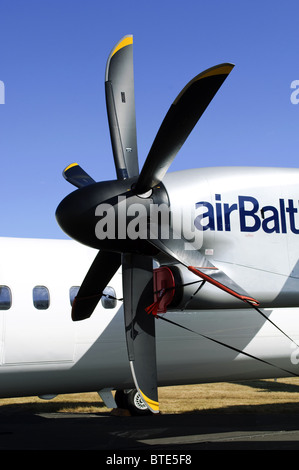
<box><xmin>55</xmin><ymin>35</ymin><xmax>299</xmax><ymax>414</ymax></box>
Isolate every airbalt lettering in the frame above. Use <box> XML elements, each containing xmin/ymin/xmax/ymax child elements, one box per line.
<box><xmin>194</xmin><ymin>194</ymin><xmax>299</xmax><ymax>234</ymax></box>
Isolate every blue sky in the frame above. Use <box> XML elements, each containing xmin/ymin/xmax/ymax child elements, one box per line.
<box><xmin>0</xmin><ymin>0</ymin><xmax>299</xmax><ymax>239</ymax></box>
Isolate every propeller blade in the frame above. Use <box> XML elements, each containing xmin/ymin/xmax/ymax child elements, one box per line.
<box><xmin>105</xmin><ymin>35</ymin><xmax>139</xmax><ymax>180</ymax></box>
<box><xmin>135</xmin><ymin>63</ymin><xmax>234</xmax><ymax>194</ymax></box>
<box><xmin>63</xmin><ymin>163</ymin><xmax>96</xmax><ymax>189</ymax></box>
<box><xmin>122</xmin><ymin>253</ymin><xmax>159</xmax><ymax>413</ymax></box>
<box><xmin>72</xmin><ymin>250</ymin><xmax>121</xmax><ymax>321</ymax></box>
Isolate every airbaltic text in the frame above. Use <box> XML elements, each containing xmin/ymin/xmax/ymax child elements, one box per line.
<box><xmin>194</xmin><ymin>194</ymin><xmax>299</xmax><ymax>234</ymax></box>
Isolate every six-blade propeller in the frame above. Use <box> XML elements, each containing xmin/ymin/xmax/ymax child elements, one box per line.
<box><xmin>56</xmin><ymin>35</ymin><xmax>238</xmax><ymax>413</ymax></box>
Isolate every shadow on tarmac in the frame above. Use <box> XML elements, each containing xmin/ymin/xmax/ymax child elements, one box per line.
<box><xmin>1</xmin><ymin>401</ymin><xmax>299</xmax><ymax>450</ymax></box>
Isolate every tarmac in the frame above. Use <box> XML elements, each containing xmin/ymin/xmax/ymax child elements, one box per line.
<box><xmin>1</xmin><ymin>409</ymin><xmax>299</xmax><ymax>452</ymax></box>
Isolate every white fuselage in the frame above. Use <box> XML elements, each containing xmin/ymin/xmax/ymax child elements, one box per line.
<box><xmin>1</xmin><ymin>167</ymin><xmax>299</xmax><ymax>399</ymax></box>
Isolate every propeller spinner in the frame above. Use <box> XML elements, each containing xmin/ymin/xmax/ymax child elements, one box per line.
<box><xmin>56</xmin><ymin>35</ymin><xmax>236</xmax><ymax>413</ymax></box>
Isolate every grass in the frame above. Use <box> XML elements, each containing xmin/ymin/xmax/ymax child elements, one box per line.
<box><xmin>2</xmin><ymin>378</ymin><xmax>299</xmax><ymax>415</ymax></box>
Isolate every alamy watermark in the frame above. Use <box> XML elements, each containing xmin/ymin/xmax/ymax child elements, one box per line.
<box><xmin>290</xmin><ymin>80</ymin><xmax>299</xmax><ymax>104</ymax></box>
<box><xmin>0</xmin><ymin>81</ymin><xmax>4</xmax><ymax>104</ymax></box>
<box><xmin>94</xmin><ymin>196</ymin><xmax>203</xmax><ymax>250</ymax></box>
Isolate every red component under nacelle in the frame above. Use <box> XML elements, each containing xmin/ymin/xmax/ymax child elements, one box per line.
<box><xmin>152</xmin><ymin>266</ymin><xmax>176</xmax><ymax>314</ymax></box>
<box><xmin>146</xmin><ymin>263</ymin><xmax>259</xmax><ymax>315</ymax></box>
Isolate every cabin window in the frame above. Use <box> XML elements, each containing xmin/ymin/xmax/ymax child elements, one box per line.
<box><xmin>0</xmin><ymin>286</ymin><xmax>12</xmax><ymax>310</ymax></box>
<box><xmin>69</xmin><ymin>286</ymin><xmax>80</xmax><ymax>306</ymax></box>
<box><xmin>69</xmin><ymin>286</ymin><xmax>117</xmax><ymax>309</ymax></box>
<box><xmin>101</xmin><ymin>286</ymin><xmax>117</xmax><ymax>309</ymax></box>
<box><xmin>33</xmin><ymin>286</ymin><xmax>50</xmax><ymax>310</ymax></box>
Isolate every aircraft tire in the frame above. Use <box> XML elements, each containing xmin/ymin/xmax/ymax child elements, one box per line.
<box><xmin>115</xmin><ymin>389</ymin><xmax>151</xmax><ymax>415</ymax></box>
<box><xmin>114</xmin><ymin>389</ymin><xmax>126</xmax><ymax>409</ymax></box>
<box><xmin>125</xmin><ymin>389</ymin><xmax>151</xmax><ymax>416</ymax></box>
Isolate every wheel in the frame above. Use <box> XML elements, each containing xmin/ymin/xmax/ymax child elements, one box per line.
<box><xmin>114</xmin><ymin>389</ymin><xmax>126</xmax><ymax>409</ymax></box>
<box><xmin>126</xmin><ymin>389</ymin><xmax>151</xmax><ymax>416</ymax></box>
<box><xmin>125</xmin><ymin>389</ymin><xmax>151</xmax><ymax>416</ymax></box>
<box><xmin>115</xmin><ymin>388</ymin><xmax>151</xmax><ymax>415</ymax></box>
